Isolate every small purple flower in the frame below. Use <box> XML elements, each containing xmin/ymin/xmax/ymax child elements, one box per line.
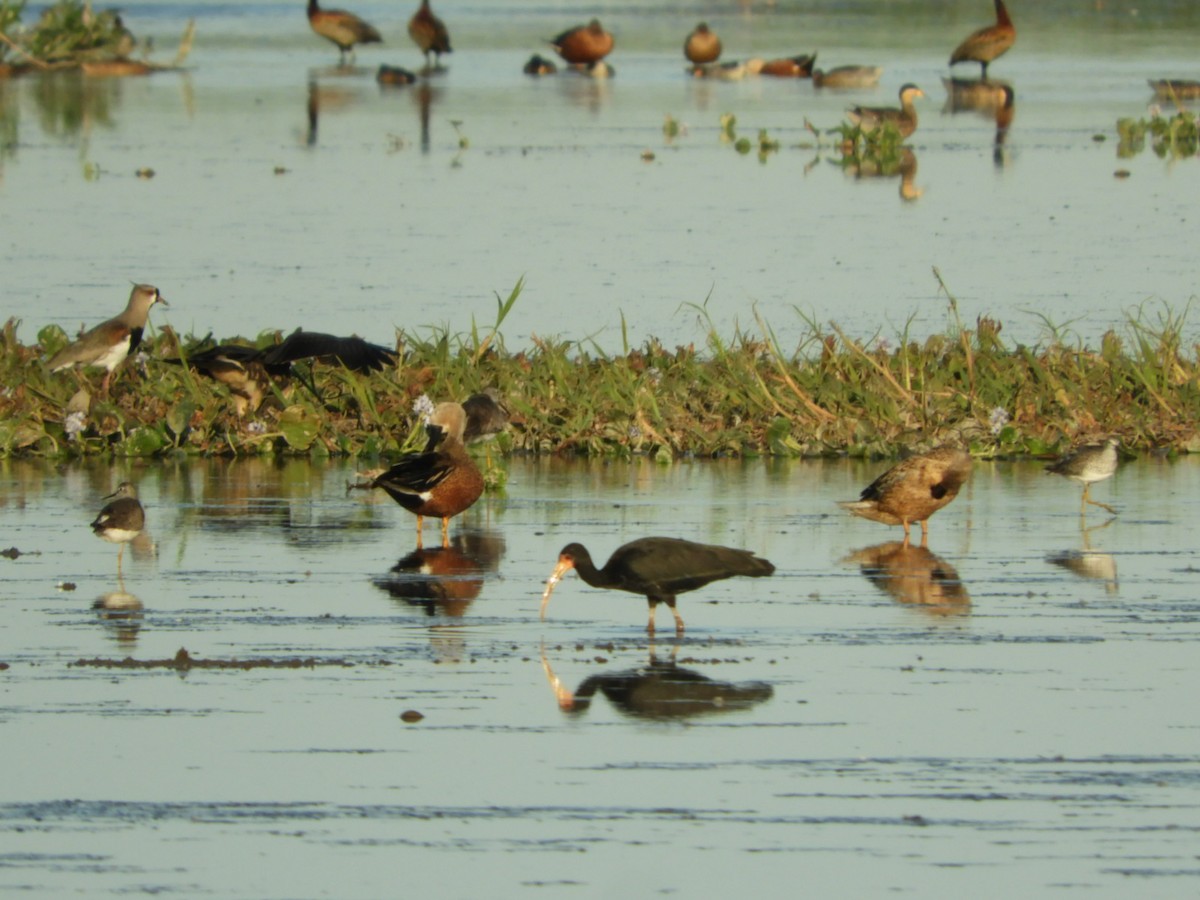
<box><xmin>988</xmin><ymin>406</ymin><xmax>1010</xmax><ymax>435</ymax></box>
<box><xmin>412</xmin><ymin>394</ymin><xmax>435</xmax><ymax>422</ymax></box>
<box><xmin>628</xmin><ymin>425</ymin><xmax>642</xmax><ymax>440</ymax></box>
<box><xmin>246</xmin><ymin>420</ymin><xmax>267</xmax><ymax>435</ymax></box>
<box><xmin>64</xmin><ymin>410</ymin><xmax>86</xmax><ymax>440</ymax></box>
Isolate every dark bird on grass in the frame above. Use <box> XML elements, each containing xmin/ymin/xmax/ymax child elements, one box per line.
<box><xmin>462</xmin><ymin>387</ymin><xmax>510</xmax><ymax>446</ymax></box>
<box><xmin>949</xmin><ymin>0</ymin><xmax>1015</xmax><ymax>80</ymax></box>
<box><xmin>839</xmin><ymin>447</ymin><xmax>972</xmax><ymax>545</ymax></box>
<box><xmin>47</xmin><ymin>283</ymin><xmax>167</xmax><ymax>395</ymax></box>
<box><xmin>813</xmin><ymin>65</ymin><xmax>882</xmax><ymax>89</ymax></box>
<box><xmin>371</xmin><ymin>402</ymin><xmax>485</xmax><ymax>548</ymax></box>
<box><xmin>750</xmin><ymin>53</ymin><xmax>818</xmax><ymax>78</ymax></box>
<box><xmin>408</xmin><ymin>0</ymin><xmax>451</xmax><ymax>70</ymax></box>
<box><xmin>847</xmin><ymin>83</ymin><xmax>925</xmax><ymax>138</ymax></box>
<box><xmin>550</xmin><ymin>19</ymin><xmax>613</xmax><ymax>67</ymax></box>
<box><xmin>1045</xmin><ymin>437</ymin><xmax>1120</xmax><ymax>516</ymax></box>
<box><xmin>540</xmin><ymin>536</ymin><xmax>775</xmax><ymax>636</ymax></box>
<box><xmin>166</xmin><ymin>331</ymin><xmax>395</xmax><ymax>417</ymax></box>
<box><xmin>684</xmin><ymin>22</ymin><xmax>721</xmax><ymax>66</ymax></box>
<box><xmin>91</xmin><ymin>482</ymin><xmax>145</xmax><ymax>576</ymax></box>
<box><xmin>306</xmin><ymin>0</ymin><xmax>381</xmax><ymax>65</ymax></box>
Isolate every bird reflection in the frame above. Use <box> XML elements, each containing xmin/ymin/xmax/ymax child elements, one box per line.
<box><xmin>304</xmin><ymin>77</ymin><xmax>365</xmax><ymax>147</ymax></box>
<box><xmin>838</xmin><ymin>148</ymin><xmax>922</xmax><ymax>202</ymax></box>
<box><xmin>372</xmin><ymin>528</ymin><xmax>505</xmax><ymax>617</ymax></box>
<box><xmin>541</xmin><ymin>644</ymin><xmax>774</xmax><ymax>719</ymax></box>
<box><xmin>942</xmin><ymin>77</ymin><xmax>1015</xmax><ymax>166</ymax></box>
<box><xmin>1046</xmin><ymin>518</ymin><xmax>1117</xmax><ymax>594</ymax></box>
<box><xmin>93</xmin><ymin>587</ymin><xmax>144</xmax><ymax>646</ymax></box>
<box><xmin>844</xmin><ymin>541</ymin><xmax>970</xmax><ymax>616</ymax></box>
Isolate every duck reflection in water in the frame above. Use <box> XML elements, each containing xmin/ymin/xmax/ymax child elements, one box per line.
<box><xmin>1046</xmin><ymin>517</ymin><xmax>1117</xmax><ymax>595</ymax></box>
<box><xmin>844</xmin><ymin>541</ymin><xmax>970</xmax><ymax>616</ymax></box>
<box><xmin>372</xmin><ymin>528</ymin><xmax>505</xmax><ymax>617</ymax></box>
<box><xmin>839</xmin><ymin>147</ymin><xmax>922</xmax><ymax>202</ymax></box>
<box><xmin>93</xmin><ymin>588</ymin><xmax>145</xmax><ymax>646</ymax></box>
<box><xmin>942</xmin><ymin>77</ymin><xmax>1015</xmax><ymax>165</ymax></box>
<box><xmin>305</xmin><ymin>78</ymin><xmax>364</xmax><ymax>147</ymax></box>
<box><xmin>541</xmin><ymin>645</ymin><xmax>773</xmax><ymax>719</ymax></box>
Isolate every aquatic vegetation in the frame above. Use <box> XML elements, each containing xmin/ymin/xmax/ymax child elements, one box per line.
<box><xmin>1117</xmin><ymin>108</ymin><xmax>1199</xmax><ymax>159</ymax></box>
<box><xmin>2</xmin><ymin>280</ymin><xmax>1199</xmax><ymax>460</ymax></box>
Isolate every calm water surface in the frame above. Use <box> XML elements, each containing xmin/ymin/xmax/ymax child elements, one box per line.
<box><xmin>1</xmin><ymin>455</ymin><xmax>1199</xmax><ymax>896</ymax></box>
<box><xmin>1</xmin><ymin>1</ymin><xmax>1199</xmax><ymax>351</ymax></box>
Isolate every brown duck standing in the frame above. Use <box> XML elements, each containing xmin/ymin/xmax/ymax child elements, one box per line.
<box><xmin>408</xmin><ymin>0</ymin><xmax>451</xmax><ymax>70</ymax></box>
<box><xmin>847</xmin><ymin>83</ymin><xmax>925</xmax><ymax>138</ymax></box>
<box><xmin>839</xmin><ymin>447</ymin><xmax>972</xmax><ymax>545</ymax></box>
<box><xmin>684</xmin><ymin>22</ymin><xmax>721</xmax><ymax>65</ymax></box>
<box><xmin>949</xmin><ymin>0</ymin><xmax>1015</xmax><ymax>80</ymax></box>
<box><xmin>372</xmin><ymin>402</ymin><xmax>484</xmax><ymax>548</ymax></box>
<box><xmin>47</xmin><ymin>283</ymin><xmax>166</xmax><ymax>394</ymax></box>
<box><xmin>550</xmin><ymin>19</ymin><xmax>613</xmax><ymax>66</ymax></box>
<box><xmin>540</xmin><ymin>536</ymin><xmax>775</xmax><ymax>636</ymax></box>
<box><xmin>306</xmin><ymin>0</ymin><xmax>381</xmax><ymax>65</ymax></box>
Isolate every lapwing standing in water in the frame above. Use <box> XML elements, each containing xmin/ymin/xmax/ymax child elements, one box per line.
<box><xmin>839</xmin><ymin>447</ymin><xmax>973</xmax><ymax>546</ymax></box>
<box><xmin>47</xmin><ymin>284</ymin><xmax>166</xmax><ymax>394</ymax></box>
<box><xmin>1045</xmin><ymin>437</ymin><xmax>1120</xmax><ymax>515</ymax></box>
<box><xmin>90</xmin><ymin>482</ymin><xmax>145</xmax><ymax>576</ymax></box>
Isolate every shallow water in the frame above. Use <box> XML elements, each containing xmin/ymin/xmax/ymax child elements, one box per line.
<box><xmin>2</xmin><ymin>455</ymin><xmax>1199</xmax><ymax>896</ymax></box>
<box><xmin>2</xmin><ymin>1</ymin><xmax>1199</xmax><ymax>353</ymax></box>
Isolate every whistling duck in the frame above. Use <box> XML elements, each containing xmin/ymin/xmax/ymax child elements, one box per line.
<box><xmin>523</xmin><ymin>54</ymin><xmax>557</xmax><ymax>76</ymax></box>
<box><xmin>949</xmin><ymin>0</ymin><xmax>1015</xmax><ymax>80</ymax></box>
<box><xmin>408</xmin><ymin>0</ymin><xmax>451</xmax><ymax>70</ymax></box>
<box><xmin>847</xmin><ymin>83</ymin><xmax>925</xmax><ymax>138</ymax></box>
<box><xmin>550</xmin><ymin>19</ymin><xmax>613</xmax><ymax>66</ymax></box>
<box><xmin>306</xmin><ymin>0</ymin><xmax>381</xmax><ymax>65</ymax></box>
<box><xmin>839</xmin><ymin>447</ymin><xmax>972</xmax><ymax>545</ymax></box>
<box><xmin>371</xmin><ymin>402</ymin><xmax>485</xmax><ymax>548</ymax></box>
<box><xmin>47</xmin><ymin>284</ymin><xmax>166</xmax><ymax>395</ymax></box>
<box><xmin>377</xmin><ymin>64</ymin><xmax>419</xmax><ymax>85</ymax></box>
<box><xmin>684</xmin><ymin>22</ymin><xmax>721</xmax><ymax>65</ymax></box>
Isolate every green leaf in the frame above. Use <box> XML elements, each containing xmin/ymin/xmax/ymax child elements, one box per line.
<box><xmin>279</xmin><ymin>405</ymin><xmax>320</xmax><ymax>451</ymax></box>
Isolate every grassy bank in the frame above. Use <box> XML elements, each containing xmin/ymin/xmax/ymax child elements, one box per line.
<box><xmin>2</xmin><ymin>279</ymin><xmax>1198</xmax><ymax>461</ymax></box>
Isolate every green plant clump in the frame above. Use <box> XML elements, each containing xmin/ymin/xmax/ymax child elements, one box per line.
<box><xmin>2</xmin><ymin>279</ymin><xmax>1199</xmax><ymax>462</ymax></box>
<box><xmin>1117</xmin><ymin>109</ymin><xmax>1199</xmax><ymax>160</ymax></box>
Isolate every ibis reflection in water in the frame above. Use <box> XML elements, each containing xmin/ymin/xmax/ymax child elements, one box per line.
<box><xmin>542</xmin><ymin>645</ymin><xmax>773</xmax><ymax>719</ymax></box>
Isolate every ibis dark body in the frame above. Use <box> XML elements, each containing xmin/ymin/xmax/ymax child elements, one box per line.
<box><xmin>546</xmin><ymin>537</ymin><xmax>775</xmax><ymax>635</ymax></box>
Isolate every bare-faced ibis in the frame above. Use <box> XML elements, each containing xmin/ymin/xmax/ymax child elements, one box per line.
<box><xmin>949</xmin><ymin>0</ymin><xmax>1015</xmax><ymax>80</ymax></box>
<box><xmin>91</xmin><ymin>482</ymin><xmax>145</xmax><ymax>576</ymax></box>
<box><xmin>540</xmin><ymin>536</ymin><xmax>775</xmax><ymax>635</ymax></box>
<box><xmin>371</xmin><ymin>402</ymin><xmax>485</xmax><ymax>548</ymax></box>
<box><xmin>47</xmin><ymin>284</ymin><xmax>166</xmax><ymax>395</ymax></box>
<box><xmin>550</xmin><ymin>19</ymin><xmax>613</xmax><ymax>67</ymax></box>
<box><xmin>1045</xmin><ymin>437</ymin><xmax>1120</xmax><ymax>515</ymax></box>
<box><xmin>683</xmin><ymin>22</ymin><xmax>721</xmax><ymax>66</ymax></box>
<box><xmin>839</xmin><ymin>447</ymin><xmax>972</xmax><ymax>545</ymax></box>
<box><xmin>847</xmin><ymin>83</ymin><xmax>925</xmax><ymax>138</ymax></box>
<box><xmin>165</xmin><ymin>331</ymin><xmax>395</xmax><ymax>417</ymax></box>
<box><xmin>306</xmin><ymin>0</ymin><xmax>381</xmax><ymax>65</ymax></box>
<box><xmin>408</xmin><ymin>0</ymin><xmax>451</xmax><ymax>70</ymax></box>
